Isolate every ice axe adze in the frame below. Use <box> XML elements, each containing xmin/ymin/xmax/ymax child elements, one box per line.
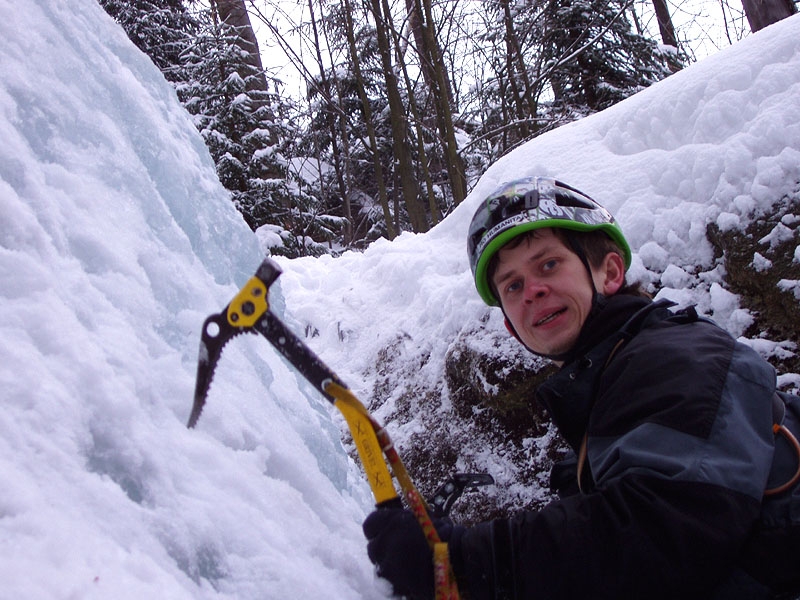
<box><xmin>188</xmin><ymin>257</ymin><xmax>461</xmax><ymax>599</ymax></box>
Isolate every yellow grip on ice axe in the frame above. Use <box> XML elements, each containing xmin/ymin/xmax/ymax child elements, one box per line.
<box><xmin>327</xmin><ymin>381</ymin><xmax>399</xmax><ymax>505</ymax></box>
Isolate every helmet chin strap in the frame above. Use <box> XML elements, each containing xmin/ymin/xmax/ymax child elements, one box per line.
<box><xmin>502</xmin><ymin>231</ymin><xmax>606</xmax><ymax>363</ymax></box>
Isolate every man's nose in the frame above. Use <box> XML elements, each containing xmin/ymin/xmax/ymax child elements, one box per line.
<box><xmin>523</xmin><ymin>279</ymin><xmax>548</xmax><ymax>301</ymax></box>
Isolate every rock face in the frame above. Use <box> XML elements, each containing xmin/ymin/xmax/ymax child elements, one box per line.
<box><xmin>707</xmin><ymin>195</ymin><xmax>800</xmax><ymax>382</ymax></box>
<box><xmin>367</xmin><ymin>324</ymin><xmax>567</xmax><ymax>525</ymax></box>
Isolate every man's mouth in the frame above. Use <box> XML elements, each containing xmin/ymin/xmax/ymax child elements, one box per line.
<box><xmin>535</xmin><ymin>308</ymin><xmax>566</xmax><ymax>326</ymax></box>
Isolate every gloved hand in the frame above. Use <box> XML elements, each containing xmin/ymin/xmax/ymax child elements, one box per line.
<box><xmin>363</xmin><ymin>507</ymin><xmax>460</xmax><ymax>599</ymax></box>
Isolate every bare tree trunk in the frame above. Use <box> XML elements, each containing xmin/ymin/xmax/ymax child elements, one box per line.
<box><xmin>500</xmin><ymin>0</ymin><xmax>538</xmax><ymax>139</ymax></box>
<box><xmin>369</xmin><ymin>0</ymin><xmax>429</xmax><ymax>233</ymax></box>
<box><xmin>306</xmin><ymin>0</ymin><xmax>352</xmax><ymax>244</ymax></box>
<box><xmin>385</xmin><ymin>4</ymin><xmax>441</xmax><ymax>225</ymax></box>
<box><xmin>405</xmin><ymin>0</ymin><xmax>454</xmax><ymax>106</ymax></box>
<box><xmin>652</xmin><ymin>0</ymin><xmax>678</xmax><ymax>48</ymax></box>
<box><xmin>406</xmin><ymin>0</ymin><xmax>467</xmax><ymax>206</ymax></box>
<box><xmin>210</xmin><ymin>0</ymin><xmax>278</xmax><ymax>148</ymax></box>
<box><xmin>741</xmin><ymin>0</ymin><xmax>796</xmax><ymax>32</ymax></box>
<box><xmin>420</xmin><ymin>0</ymin><xmax>467</xmax><ymax>207</ymax></box>
<box><xmin>342</xmin><ymin>0</ymin><xmax>396</xmax><ymax>239</ymax></box>
<box><xmin>335</xmin><ymin>83</ymin><xmax>357</xmax><ymax>243</ymax></box>
<box><xmin>649</xmin><ymin>0</ymin><xmax>683</xmax><ymax>72</ymax></box>
<box><xmin>503</xmin><ymin>42</ymin><xmax>528</xmax><ymax>140</ymax></box>
<box><xmin>211</xmin><ymin>0</ymin><xmax>265</xmax><ymax>90</ymax></box>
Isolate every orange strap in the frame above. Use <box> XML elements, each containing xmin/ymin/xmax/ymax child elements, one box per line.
<box><xmin>434</xmin><ymin>542</ymin><xmax>460</xmax><ymax>600</ymax></box>
<box><xmin>764</xmin><ymin>423</ymin><xmax>800</xmax><ymax>497</ymax></box>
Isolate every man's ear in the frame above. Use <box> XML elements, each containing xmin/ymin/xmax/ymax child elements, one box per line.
<box><xmin>504</xmin><ymin>316</ymin><xmax>522</xmax><ymax>342</ymax></box>
<box><xmin>597</xmin><ymin>252</ymin><xmax>626</xmax><ymax>295</ymax></box>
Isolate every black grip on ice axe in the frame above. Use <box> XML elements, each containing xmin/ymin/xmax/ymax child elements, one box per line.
<box><xmin>429</xmin><ymin>473</ymin><xmax>495</xmax><ymax>517</ymax></box>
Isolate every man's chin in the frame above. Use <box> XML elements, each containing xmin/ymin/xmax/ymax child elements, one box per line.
<box><xmin>523</xmin><ymin>336</ymin><xmax>576</xmax><ymax>360</ymax></box>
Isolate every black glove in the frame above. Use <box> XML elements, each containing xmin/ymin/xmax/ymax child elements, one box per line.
<box><xmin>363</xmin><ymin>507</ymin><xmax>461</xmax><ymax>599</ymax></box>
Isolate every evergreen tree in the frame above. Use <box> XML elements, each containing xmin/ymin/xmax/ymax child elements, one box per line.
<box><xmin>101</xmin><ymin>0</ymin><xmax>334</xmax><ymax>257</ymax></box>
<box><xmin>302</xmin><ymin>65</ymin><xmax>396</xmax><ymax>246</ymax></box>
<box><xmin>99</xmin><ymin>0</ymin><xmax>197</xmax><ymax>82</ymax></box>
<box><xmin>298</xmin><ymin>5</ymin><xmax>400</xmax><ymax>246</ymax></box>
<box><xmin>539</xmin><ymin>0</ymin><xmax>673</xmax><ymax>118</ymax></box>
<box><xmin>181</xmin><ymin>14</ymin><xmax>338</xmax><ymax>256</ymax></box>
<box><xmin>467</xmin><ymin>0</ymin><xmax>673</xmax><ymax>157</ymax></box>
<box><xmin>101</xmin><ymin>0</ymin><xmax>675</xmax><ymax>254</ymax></box>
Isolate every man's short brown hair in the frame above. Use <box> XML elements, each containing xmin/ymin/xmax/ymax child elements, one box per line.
<box><xmin>487</xmin><ymin>228</ymin><xmax>647</xmax><ymax>301</ymax></box>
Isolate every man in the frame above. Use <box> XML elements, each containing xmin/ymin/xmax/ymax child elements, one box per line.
<box><xmin>363</xmin><ymin>176</ymin><xmax>800</xmax><ymax>599</ymax></box>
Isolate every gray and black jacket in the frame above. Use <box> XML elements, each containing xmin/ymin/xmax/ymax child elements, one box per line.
<box><xmin>450</xmin><ymin>295</ymin><xmax>800</xmax><ymax>599</ymax></box>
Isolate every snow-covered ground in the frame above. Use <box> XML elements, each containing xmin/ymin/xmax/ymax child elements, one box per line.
<box><xmin>1</xmin><ymin>1</ymin><xmax>798</xmax><ymax>598</ymax></box>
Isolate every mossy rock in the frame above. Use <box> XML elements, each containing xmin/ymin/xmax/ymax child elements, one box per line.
<box><xmin>444</xmin><ymin>333</ymin><xmax>556</xmax><ymax>437</ymax></box>
<box><xmin>707</xmin><ymin>195</ymin><xmax>800</xmax><ymax>383</ymax></box>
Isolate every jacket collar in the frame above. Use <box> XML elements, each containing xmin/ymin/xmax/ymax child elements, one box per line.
<box><xmin>536</xmin><ymin>296</ymin><xmax>674</xmax><ymax>450</ymax></box>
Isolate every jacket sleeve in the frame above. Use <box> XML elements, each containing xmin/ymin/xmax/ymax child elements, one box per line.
<box><xmin>450</xmin><ymin>321</ymin><xmax>777</xmax><ymax>600</ymax></box>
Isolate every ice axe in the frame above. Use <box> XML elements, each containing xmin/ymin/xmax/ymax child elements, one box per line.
<box><xmin>188</xmin><ymin>257</ymin><xmax>461</xmax><ymax>599</ymax></box>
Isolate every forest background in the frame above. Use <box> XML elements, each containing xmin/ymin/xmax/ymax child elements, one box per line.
<box><xmin>99</xmin><ymin>0</ymin><xmax>797</xmax><ymax>258</ymax></box>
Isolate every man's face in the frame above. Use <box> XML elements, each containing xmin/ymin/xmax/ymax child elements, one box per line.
<box><xmin>492</xmin><ymin>229</ymin><xmax>603</xmax><ymax>357</ymax></box>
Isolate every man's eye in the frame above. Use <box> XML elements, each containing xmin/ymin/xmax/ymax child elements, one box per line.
<box><xmin>542</xmin><ymin>259</ymin><xmax>558</xmax><ymax>271</ymax></box>
<box><xmin>506</xmin><ymin>280</ymin><xmax>522</xmax><ymax>294</ymax></box>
